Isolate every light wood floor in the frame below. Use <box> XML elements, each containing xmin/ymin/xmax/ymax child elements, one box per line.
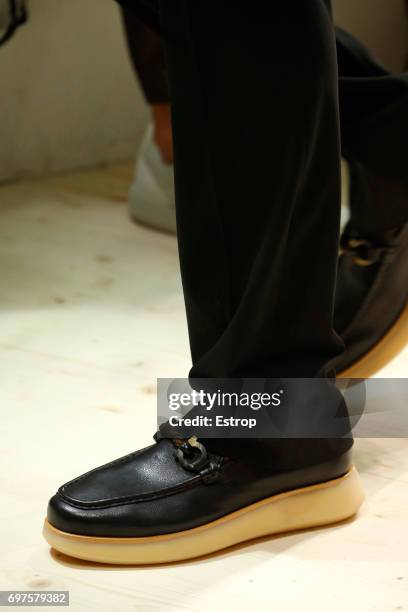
<box><xmin>0</xmin><ymin>163</ymin><xmax>407</xmax><ymax>611</ymax></box>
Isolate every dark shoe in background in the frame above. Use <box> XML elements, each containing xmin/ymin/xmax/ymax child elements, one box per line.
<box><xmin>335</xmin><ymin>163</ymin><xmax>408</xmax><ymax>377</ymax></box>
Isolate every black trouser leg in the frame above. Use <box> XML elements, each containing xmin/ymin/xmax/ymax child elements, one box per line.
<box><xmin>337</xmin><ymin>26</ymin><xmax>408</xmax><ymax>177</ymax></box>
<box><xmin>119</xmin><ymin>4</ymin><xmax>408</xmax><ymax>186</ymax></box>
<box><xmin>120</xmin><ymin>6</ymin><xmax>168</xmax><ymax>104</ymax></box>
<box><xmin>118</xmin><ymin>0</ymin><xmax>353</xmax><ymax>465</ymax></box>
<box><xmin>336</xmin><ymin>27</ymin><xmax>408</xmax><ymax>233</ymax></box>
<box><xmin>159</xmin><ymin>0</ymin><xmax>343</xmax><ymax>378</ymax></box>
<box><xmin>120</xmin><ymin>3</ymin><xmax>408</xmax><ymax>235</ymax></box>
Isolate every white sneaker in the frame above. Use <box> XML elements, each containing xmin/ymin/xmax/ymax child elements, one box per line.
<box><xmin>129</xmin><ymin>124</ymin><xmax>177</xmax><ymax>234</ymax></box>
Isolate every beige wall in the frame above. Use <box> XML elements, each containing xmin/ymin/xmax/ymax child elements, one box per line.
<box><xmin>333</xmin><ymin>0</ymin><xmax>407</xmax><ymax>71</ymax></box>
<box><xmin>0</xmin><ymin>0</ymin><xmax>148</xmax><ymax>183</ymax></box>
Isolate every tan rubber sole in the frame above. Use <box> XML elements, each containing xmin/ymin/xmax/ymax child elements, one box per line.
<box><xmin>339</xmin><ymin>303</ymin><xmax>408</xmax><ymax>379</ymax></box>
<box><xmin>43</xmin><ymin>467</ymin><xmax>364</xmax><ymax>565</ymax></box>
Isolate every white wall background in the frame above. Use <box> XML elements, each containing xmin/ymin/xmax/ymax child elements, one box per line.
<box><xmin>0</xmin><ymin>0</ymin><xmax>148</xmax><ymax>183</ymax></box>
<box><xmin>0</xmin><ymin>0</ymin><xmax>406</xmax><ymax>183</ymax></box>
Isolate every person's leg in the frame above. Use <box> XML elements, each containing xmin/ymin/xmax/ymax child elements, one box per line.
<box><xmin>121</xmin><ymin>5</ymin><xmax>167</xmax><ymax>105</ymax></box>
<box><xmin>120</xmin><ymin>4</ymin><xmax>176</xmax><ymax>233</ymax></box>
<box><xmin>43</xmin><ymin>0</ymin><xmax>364</xmax><ymax>564</ymax></box>
<box><xmin>118</xmin><ymin>0</ymin><xmax>408</xmax><ymax>377</ymax></box>
<box><xmin>119</xmin><ymin>16</ymin><xmax>408</xmax><ymax>234</ymax></box>
<box><xmin>337</xmin><ymin>27</ymin><xmax>408</xmax><ymax>233</ymax></box>
<box><xmin>163</xmin><ymin>0</ymin><xmax>343</xmax><ymax>380</ymax></box>
<box><xmin>334</xmin><ymin>28</ymin><xmax>408</xmax><ymax>376</ymax></box>
<box><xmin>121</xmin><ymin>6</ymin><xmax>173</xmax><ymax>163</ymax></box>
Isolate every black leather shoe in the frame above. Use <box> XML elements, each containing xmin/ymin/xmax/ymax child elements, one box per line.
<box><xmin>43</xmin><ymin>437</ymin><xmax>363</xmax><ymax>564</ymax></box>
<box><xmin>335</xmin><ymin>158</ymin><xmax>408</xmax><ymax>377</ymax></box>
<box><xmin>335</xmin><ymin>220</ymin><xmax>408</xmax><ymax>378</ymax></box>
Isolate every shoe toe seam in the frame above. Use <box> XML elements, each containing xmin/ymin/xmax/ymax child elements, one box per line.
<box><xmin>57</xmin><ymin>476</ymin><xmax>202</xmax><ymax>509</ymax></box>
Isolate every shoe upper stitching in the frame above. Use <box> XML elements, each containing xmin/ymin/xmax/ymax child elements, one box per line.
<box><xmin>57</xmin><ymin>475</ymin><xmax>203</xmax><ymax>508</ymax></box>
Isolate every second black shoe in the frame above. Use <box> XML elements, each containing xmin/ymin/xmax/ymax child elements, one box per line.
<box><xmin>335</xmin><ymin>220</ymin><xmax>408</xmax><ymax>377</ymax></box>
<box><xmin>43</xmin><ymin>436</ymin><xmax>364</xmax><ymax>565</ymax></box>
<box><xmin>335</xmin><ymin>162</ymin><xmax>408</xmax><ymax>378</ymax></box>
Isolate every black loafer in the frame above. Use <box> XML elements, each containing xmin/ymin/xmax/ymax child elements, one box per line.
<box><xmin>335</xmin><ymin>221</ymin><xmax>408</xmax><ymax>377</ymax></box>
<box><xmin>43</xmin><ymin>437</ymin><xmax>363</xmax><ymax>564</ymax></box>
